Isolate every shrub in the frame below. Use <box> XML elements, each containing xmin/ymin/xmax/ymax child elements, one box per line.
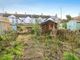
<box><xmin>63</xmin><ymin>52</ymin><xmax>79</xmax><ymax>60</ymax></box>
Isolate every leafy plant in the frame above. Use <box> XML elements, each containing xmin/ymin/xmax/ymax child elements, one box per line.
<box><xmin>63</xmin><ymin>52</ymin><xmax>79</xmax><ymax>60</ymax></box>
<box><xmin>0</xmin><ymin>54</ymin><xmax>14</xmax><ymax>60</ymax></box>
<box><xmin>0</xmin><ymin>31</ymin><xmax>23</xmax><ymax>60</ymax></box>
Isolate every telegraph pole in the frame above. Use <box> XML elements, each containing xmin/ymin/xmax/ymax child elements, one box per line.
<box><xmin>2</xmin><ymin>8</ymin><xmax>5</xmax><ymax>16</ymax></box>
<box><xmin>60</xmin><ymin>8</ymin><xmax>62</xmax><ymax>20</ymax></box>
<box><xmin>2</xmin><ymin>8</ymin><xmax>5</xmax><ymax>13</ymax></box>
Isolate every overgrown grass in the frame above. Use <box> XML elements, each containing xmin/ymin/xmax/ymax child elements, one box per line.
<box><xmin>0</xmin><ymin>31</ymin><xmax>23</xmax><ymax>60</ymax></box>
<box><xmin>31</xmin><ymin>28</ymin><xmax>80</xmax><ymax>60</ymax></box>
<box><xmin>29</xmin><ymin>19</ymin><xmax>80</xmax><ymax>60</ymax></box>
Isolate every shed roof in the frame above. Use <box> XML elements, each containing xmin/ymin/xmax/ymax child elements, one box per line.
<box><xmin>41</xmin><ymin>20</ymin><xmax>57</xmax><ymax>25</ymax></box>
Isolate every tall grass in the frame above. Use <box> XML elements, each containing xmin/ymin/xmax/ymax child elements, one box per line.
<box><xmin>31</xmin><ymin>21</ymin><xmax>80</xmax><ymax>60</ymax></box>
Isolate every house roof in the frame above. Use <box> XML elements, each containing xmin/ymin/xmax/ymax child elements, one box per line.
<box><xmin>1</xmin><ymin>13</ymin><xmax>61</xmax><ymax>24</ymax></box>
<box><xmin>2</xmin><ymin>13</ymin><xmax>51</xmax><ymax>18</ymax></box>
<box><xmin>73</xmin><ymin>16</ymin><xmax>80</xmax><ymax>20</ymax></box>
<box><xmin>8</xmin><ymin>15</ymin><xmax>16</xmax><ymax>18</ymax></box>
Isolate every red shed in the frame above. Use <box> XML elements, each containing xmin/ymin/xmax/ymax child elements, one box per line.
<box><xmin>41</xmin><ymin>20</ymin><xmax>57</xmax><ymax>35</ymax></box>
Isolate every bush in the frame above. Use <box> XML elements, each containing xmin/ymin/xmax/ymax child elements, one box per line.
<box><xmin>63</xmin><ymin>52</ymin><xmax>79</xmax><ymax>60</ymax></box>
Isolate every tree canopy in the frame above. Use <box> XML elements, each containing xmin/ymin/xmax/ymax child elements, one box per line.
<box><xmin>66</xmin><ymin>15</ymin><xmax>72</xmax><ymax>21</ymax></box>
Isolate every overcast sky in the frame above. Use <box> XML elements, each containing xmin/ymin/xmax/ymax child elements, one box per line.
<box><xmin>0</xmin><ymin>0</ymin><xmax>80</xmax><ymax>18</ymax></box>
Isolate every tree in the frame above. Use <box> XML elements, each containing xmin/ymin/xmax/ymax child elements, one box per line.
<box><xmin>66</xmin><ymin>15</ymin><xmax>72</xmax><ymax>21</ymax></box>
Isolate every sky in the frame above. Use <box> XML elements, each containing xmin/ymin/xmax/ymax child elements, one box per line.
<box><xmin>0</xmin><ymin>0</ymin><xmax>80</xmax><ymax>18</ymax></box>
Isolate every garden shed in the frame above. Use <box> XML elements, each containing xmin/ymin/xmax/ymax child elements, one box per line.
<box><xmin>41</xmin><ymin>19</ymin><xmax>57</xmax><ymax>36</ymax></box>
<box><xmin>67</xmin><ymin>20</ymin><xmax>80</xmax><ymax>31</ymax></box>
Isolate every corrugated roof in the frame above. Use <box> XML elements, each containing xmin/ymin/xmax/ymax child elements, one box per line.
<box><xmin>41</xmin><ymin>17</ymin><xmax>59</xmax><ymax>24</ymax></box>
<box><xmin>41</xmin><ymin>20</ymin><xmax>57</xmax><ymax>25</ymax></box>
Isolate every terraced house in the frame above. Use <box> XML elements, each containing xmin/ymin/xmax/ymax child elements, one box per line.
<box><xmin>2</xmin><ymin>13</ymin><xmax>60</xmax><ymax>33</ymax></box>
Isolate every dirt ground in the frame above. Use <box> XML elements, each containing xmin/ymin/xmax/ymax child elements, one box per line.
<box><xmin>16</xmin><ymin>34</ymin><xmax>44</xmax><ymax>60</ymax></box>
<box><xmin>16</xmin><ymin>34</ymin><xmax>80</xmax><ymax>60</ymax></box>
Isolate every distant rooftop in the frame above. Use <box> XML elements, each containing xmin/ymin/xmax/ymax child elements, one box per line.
<box><xmin>0</xmin><ymin>13</ymin><xmax>51</xmax><ymax>18</ymax></box>
<box><xmin>73</xmin><ymin>16</ymin><xmax>80</xmax><ymax>20</ymax></box>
